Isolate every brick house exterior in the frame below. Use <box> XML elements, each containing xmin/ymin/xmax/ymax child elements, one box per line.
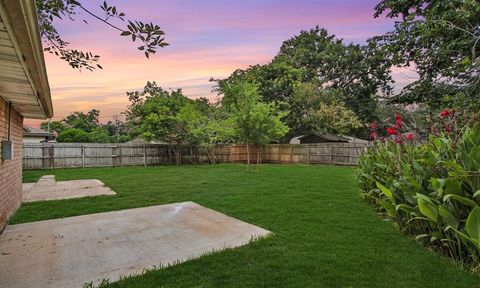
<box><xmin>0</xmin><ymin>0</ymin><xmax>53</xmax><ymax>231</ymax></box>
<box><xmin>0</xmin><ymin>98</ymin><xmax>23</xmax><ymax>229</ymax></box>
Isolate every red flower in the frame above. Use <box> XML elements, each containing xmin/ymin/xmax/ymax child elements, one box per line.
<box><xmin>406</xmin><ymin>133</ymin><xmax>414</xmax><ymax>140</ymax></box>
<box><xmin>394</xmin><ymin>114</ymin><xmax>403</xmax><ymax>129</ymax></box>
<box><xmin>370</xmin><ymin>131</ymin><xmax>377</xmax><ymax>140</ymax></box>
<box><xmin>386</xmin><ymin>127</ymin><xmax>398</xmax><ymax>135</ymax></box>
<box><xmin>440</xmin><ymin>110</ymin><xmax>450</xmax><ymax>118</ymax></box>
<box><xmin>370</xmin><ymin>122</ymin><xmax>378</xmax><ymax>129</ymax></box>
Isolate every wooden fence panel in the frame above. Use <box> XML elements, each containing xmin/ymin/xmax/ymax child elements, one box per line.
<box><xmin>22</xmin><ymin>142</ymin><xmax>368</xmax><ymax>169</ymax></box>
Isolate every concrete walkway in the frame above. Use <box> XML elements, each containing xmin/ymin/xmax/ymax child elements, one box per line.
<box><xmin>0</xmin><ymin>202</ymin><xmax>270</xmax><ymax>288</ymax></box>
<box><xmin>22</xmin><ymin>175</ymin><xmax>116</xmax><ymax>202</ymax></box>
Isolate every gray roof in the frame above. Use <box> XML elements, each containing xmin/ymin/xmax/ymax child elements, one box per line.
<box><xmin>23</xmin><ymin>126</ymin><xmax>54</xmax><ymax>137</ymax></box>
<box><xmin>290</xmin><ymin>133</ymin><xmax>350</xmax><ymax>144</ymax></box>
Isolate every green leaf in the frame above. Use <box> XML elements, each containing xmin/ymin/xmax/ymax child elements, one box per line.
<box><xmin>416</xmin><ymin>193</ymin><xmax>438</xmax><ymax>222</ymax></box>
<box><xmin>445</xmin><ymin>178</ymin><xmax>462</xmax><ymax>195</ymax></box>
<box><xmin>445</xmin><ymin>226</ymin><xmax>479</xmax><ymax>247</ymax></box>
<box><xmin>473</xmin><ymin>190</ymin><xmax>480</xmax><ymax>198</ymax></box>
<box><xmin>376</xmin><ymin>182</ymin><xmax>395</xmax><ymax>204</ymax></box>
<box><xmin>466</xmin><ymin>206</ymin><xmax>480</xmax><ymax>249</ymax></box>
<box><xmin>430</xmin><ymin>178</ymin><xmax>446</xmax><ymax>196</ymax></box>
<box><xmin>438</xmin><ymin>206</ymin><xmax>458</xmax><ymax>229</ymax></box>
<box><xmin>443</xmin><ymin>194</ymin><xmax>477</xmax><ymax>207</ymax></box>
<box><xmin>396</xmin><ymin>203</ymin><xmax>416</xmax><ymax>213</ymax></box>
<box><xmin>378</xmin><ymin>199</ymin><xmax>396</xmax><ymax>217</ymax></box>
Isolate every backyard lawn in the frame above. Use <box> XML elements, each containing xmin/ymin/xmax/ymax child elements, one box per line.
<box><xmin>17</xmin><ymin>165</ymin><xmax>480</xmax><ymax>287</ymax></box>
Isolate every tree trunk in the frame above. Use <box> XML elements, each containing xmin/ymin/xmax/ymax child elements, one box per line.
<box><xmin>211</xmin><ymin>145</ymin><xmax>216</xmax><ymax>164</ymax></box>
<box><xmin>246</xmin><ymin>140</ymin><xmax>250</xmax><ymax>168</ymax></box>
<box><xmin>206</xmin><ymin>147</ymin><xmax>213</xmax><ymax>164</ymax></box>
<box><xmin>190</xmin><ymin>146</ymin><xmax>194</xmax><ymax>164</ymax></box>
<box><xmin>176</xmin><ymin>144</ymin><xmax>181</xmax><ymax>165</ymax></box>
<box><xmin>256</xmin><ymin>147</ymin><xmax>260</xmax><ymax>166</ymax></box>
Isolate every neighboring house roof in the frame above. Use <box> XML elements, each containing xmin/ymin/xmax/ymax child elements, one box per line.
<box><xmin>23</xmin><ymin>125</ymin><xmax>54</xmax><ymax>138</ymax></box>
<box><xmin>126</xmin><ymin>138</ymin><xmax>167</xmax><ymax>145</ymax></box>
<box><xmin>342</xmin><ymin>136</ymin><xmax>370</xmax><ymax>144</ymax></box>
<box><xmin>0</xmin><ymin>0</ymin><xmax>53</xmax><ymax>119</ymax></box>
<box><xmin>290</xmin><ymin>133</ymin><xmax>350</xmax><ymax>144</ymax></box>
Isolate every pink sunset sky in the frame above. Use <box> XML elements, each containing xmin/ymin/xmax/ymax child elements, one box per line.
<box><xmin>27</xmin><ymin>0</ymin><xmax>413</xmax><ymax>126</ymax></box>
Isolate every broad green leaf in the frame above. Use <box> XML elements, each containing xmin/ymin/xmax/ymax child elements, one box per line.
<box><xmin>474</xmin><ymin>190</ymin><xmax>480</xmax><ymax>198</ymax></box>
<box><xmin>443</xmin><ymin>194</ymin><xmax>477</xmax><ymax>207</ymax></box>
<box><xmin>378</xmin><ymin>199</ymin><xmax>396</xmax><ymax>217</ymax></box>
<box><xmin>406</xmin><ymin>216</ymin><xmax>430</xmax><ymax>226</ymax></box>
<box><xmin>430</xmin><ymin>178</ymin><xmax>446</xmax><ymax>196</ymax></box>
<box><xmin>445</xmin><ymin>178</ymin><xmax>462</xmax><ymax>195</ymax></box>
<box><xmin>396</xmin><ymin>203</ymin><xmax>416</xmax><ymax>213</ymax></box>
<box><xmin>438</xmin><ymin>206</ymin><xmax>459</xmax><ymax>229</ymax></box>
<box><xmin>466</xmin><ymin>207</ymin><xmax>480</xmax><ymax>249</ymax></box>
<box><xmin>376</xmin><ymin>182</ymin><xmax>395</xmax><ymax>204</ymax></box>
<box><xmin>416</xmin><ymin>193</ymin><xmax>438</xmax><ymax>222</ymax></box>
<box><xmin>445</xmin><ymin>226</ymin><xmax>479</xmax><ymax>248</ymax></box>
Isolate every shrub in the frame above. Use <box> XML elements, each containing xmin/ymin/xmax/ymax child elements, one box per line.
<box><xmin>357</xmin><ymin>111</ymin><xmax>480</xmax><ymax>271</ymax></box>
<box><xmin>57</xmin><ymin>128</ymin><xmax>91</xmax><ymax>143</ymax></box>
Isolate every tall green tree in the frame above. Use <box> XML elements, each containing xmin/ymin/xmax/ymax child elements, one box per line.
<box><xmin>40</xmin><ymin>120</ymin><xmax>66</xmax><ymax>134</ymax></box>
<box><xmin>63</xmin><ymin>109</ymin><xmax>100</xmax><ymax>132</ymax></box>
<box><xmin>371</xmin><ymin>0</ymin><xmax>480</xmax><ymax>107</ymax></box>
<box><xmin>222</xmin><ymin>82</ymin><xmax>288</xmax><ymax>167</ymax></box>
<box><xmin>213</xmin><ymin>62</ymin><xmax>303</xmax><ymax>104</ymax></box>
<box><xmin>125</xmin><ymin>82</ymin><xmax>216</xmax><ymax>165</ymax></box>
<box><xmin>290</xmin><ymin>83</ymin><xmax>362</xmax><ymax>136</ymax></box>
<box><xmin>56</xmin><ymin>128</ymin><xmax>90</xmax><ymax>142</ymax></box>
<box><xmin>274</xmin><ymin>26</ymin><xmax>393</xmax><ymax>122</ymax></box>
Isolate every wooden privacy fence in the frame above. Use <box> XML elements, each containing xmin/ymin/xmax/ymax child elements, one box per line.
<box><xmin>22</xmin><ymin>142</ymin><xmax>368</xmax><ymax>169</ymax></box>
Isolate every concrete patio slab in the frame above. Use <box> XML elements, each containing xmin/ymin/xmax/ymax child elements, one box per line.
<box><xmin>0</xmin><ymin>202</ymin><xmax>270</xmax><ymax>288</ymax></box>
<box><xmin>22</xmin><ymin>175</ymin><xmax>116</xmax><ymax>202</ymax></box>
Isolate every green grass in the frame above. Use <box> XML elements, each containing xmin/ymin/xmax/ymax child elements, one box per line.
<box><xmin>17</xmin><ymin>165</ymin><xmax>480</xmax><ymax>287</ymax></box>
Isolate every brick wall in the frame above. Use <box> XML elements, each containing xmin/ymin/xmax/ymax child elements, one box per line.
<box><xmin>0</xmin><ymin>97</ymin><xmax>23</xmax><ymax>231</ymax></box>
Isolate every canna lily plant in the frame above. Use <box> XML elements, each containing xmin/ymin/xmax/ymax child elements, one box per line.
<box><xmin>357</xmin><ymin>111</ymin><xmax>480</xmax><ymax>271</ymax></box>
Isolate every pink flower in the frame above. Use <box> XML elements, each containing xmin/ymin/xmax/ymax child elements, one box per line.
<box><xmin>370</xmin><ymin>131</ymin><xmax>377</xmax><ymax>140</ymax></box>
<box><xmin>370</xmin><ymin>122</ymin><xmax>378</xmax><ymax>129</ymax></box>
<box><xmin>406</xmin><ymin>133</ymin><xmax>414</xmax><ymax>140</ymax></box>
<box><xmin>386</xmin><ymin>127</ymin><xmax>398</xmax><ymax>135</ymax></box>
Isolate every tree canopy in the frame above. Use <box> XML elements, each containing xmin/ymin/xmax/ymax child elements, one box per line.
<box><xmin>221</xmin><ymin>82</ymin><xmax>288</xmax><ymax>165</ymax></box>
<box><xmin>371</xmin><ymin>0</ymin><xmax>480</xmax><ymax>107</ymax></box>
<box><xmin>274</xmin><ymin>26</ymin><xmax>393</xmax><ymax>122</ymax></box>
<box><xmin>40</xmin><ymin>109</ymin><xmax>130</xmax><ymax>143</ymax></box>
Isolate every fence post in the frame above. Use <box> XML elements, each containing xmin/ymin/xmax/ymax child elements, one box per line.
<box><xmin>290</xmin><ymin>145</ymin><xmax>293</xmax><ymax>164</ymax></box>
<box><xmin>81</xmin><ymin>145</ymin><xmax>85</xmax><ymax>168</ymax></box>
<box><xmin>119</xmin><ymin>145</ymin><xmax>123</xmax><ymax>167</ymax></box>
<box><xmin>329</xmin><ymin>145</ymin><xmax>333</xmax><ymax>165</ymax></box>
<box><xmin>277</xmin><ymin>145</ymin><xmax>281</xmax><ymax>164</ymax></box>
<box><xmin>143</xmin><ymin>144</ymin><xmax>147</xmax><ymax>167</ymax></box>
<box><xmin>50</xmin><ymin>145</ymin><xmax>55</xmax><ymax>169</ymax></box>
<box><xmin>307</xmin><ymin>144</ymin><xmax>311</xmax><ymax>165</ymax></box>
